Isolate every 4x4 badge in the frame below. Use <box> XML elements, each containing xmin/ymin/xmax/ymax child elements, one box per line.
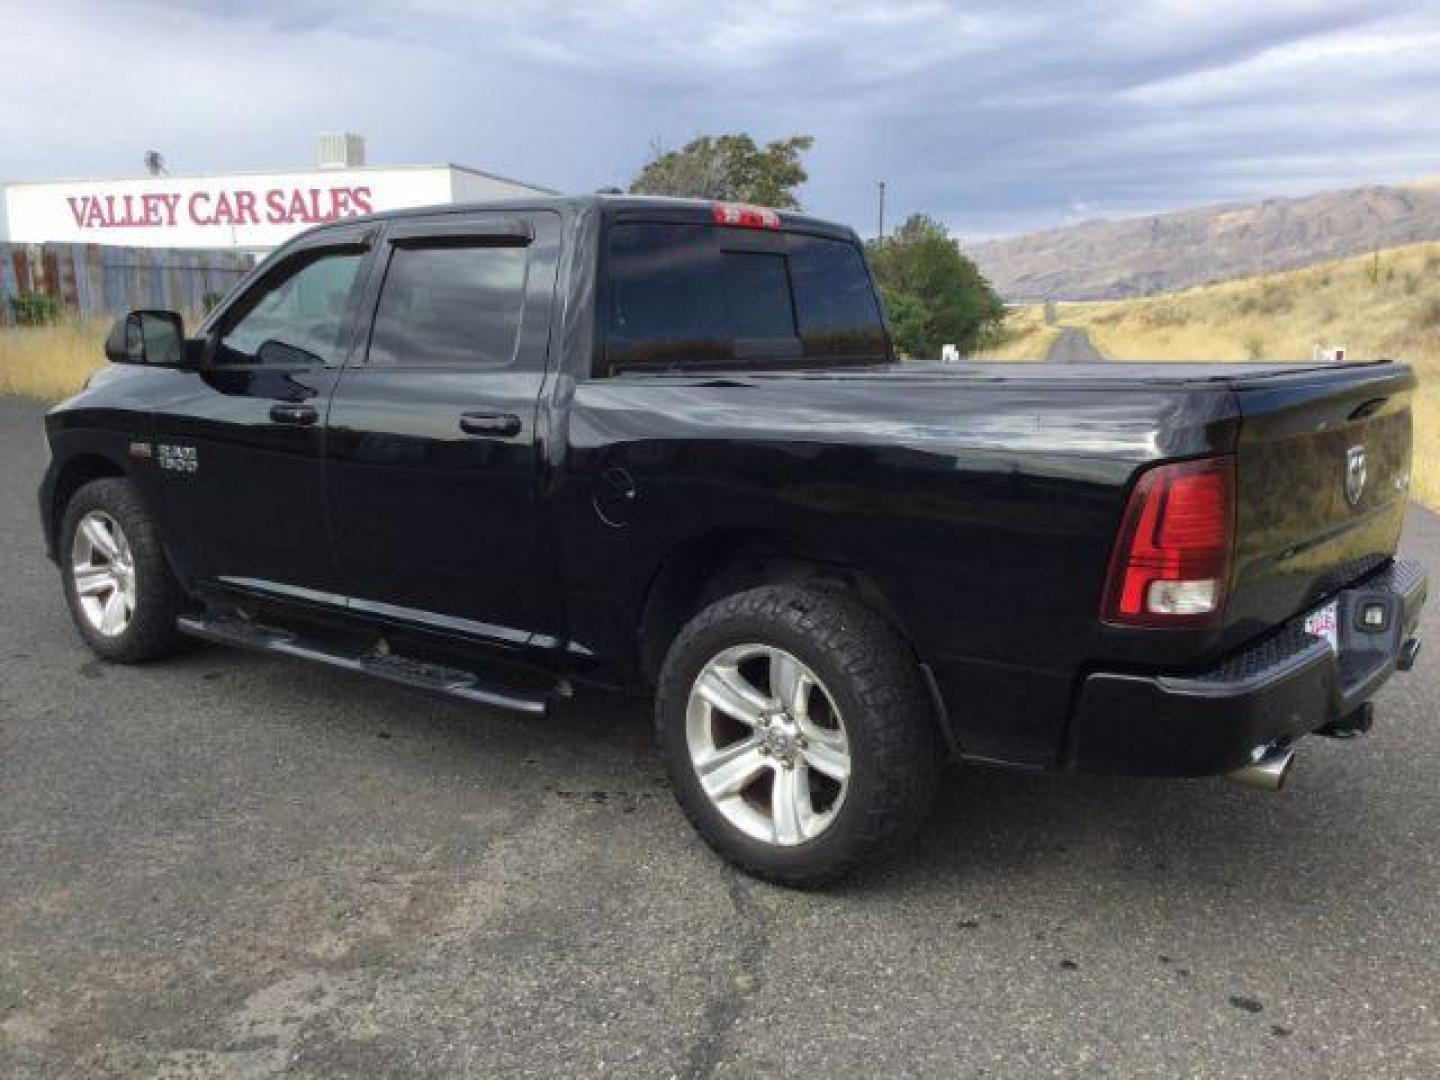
<box><xmin>1345</xmin><ymin>444</ymin><xmax>1367</xmax><ymax>507</ymax></box>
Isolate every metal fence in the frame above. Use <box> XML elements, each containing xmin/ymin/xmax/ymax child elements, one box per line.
<box><xmin>1</xmin><ymin>243</ymin><xmax>256</xmax><ymax>323</ymax></box>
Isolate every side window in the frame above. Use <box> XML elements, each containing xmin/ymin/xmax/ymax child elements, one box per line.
<box><xmin>217</xmin><ymin>249</ymin><xmax>364</xmax><ymax>366</ymax></box>
<box><xmin>367</xmin><ymin>243</ymin><xmax>529</xmax><ymax>368</ymax></box>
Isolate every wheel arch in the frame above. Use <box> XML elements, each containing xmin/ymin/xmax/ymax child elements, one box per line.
<box><xmin>635</xmin><ymin>528</ymin><xmax>909</xmax><ymax>686</ymax></box>
<box><xmin>46</xmin><ymin>452</ymin><xmax>131</xmax><ymax>555</ymax></box>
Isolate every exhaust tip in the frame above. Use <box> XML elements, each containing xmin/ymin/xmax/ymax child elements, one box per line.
<box><xmin>1226</xmin><ymin>746</ymin><xmax>1295</xmax><ymax>792</ymax></box>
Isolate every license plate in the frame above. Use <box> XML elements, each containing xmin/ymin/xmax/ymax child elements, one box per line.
<box><xmin>1304</xmin><ymin>599</ymin><xmax>1340</xmax><ymax>655</ymax></box>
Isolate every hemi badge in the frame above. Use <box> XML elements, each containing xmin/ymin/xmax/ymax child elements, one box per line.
<box><xmin>128</xmin><ymin>441</ymin><xmax>154</xmax><ymax>460</ymax></box>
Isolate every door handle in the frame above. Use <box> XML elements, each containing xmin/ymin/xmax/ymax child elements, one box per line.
<box><xmin>459</xmin><ymin>412</ymin><xmax>522</xmax><ymax>438</ymax></box>
<box><xmin>270</xmin><ymin>402</ymin><xmax>318</xmax><ymax>426</ymax></box>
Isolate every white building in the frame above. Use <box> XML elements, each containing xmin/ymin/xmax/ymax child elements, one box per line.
<box><xmin>0</xmin><ymin>134</ymin><xmax>556</xmax><ymax>253</ymax></box>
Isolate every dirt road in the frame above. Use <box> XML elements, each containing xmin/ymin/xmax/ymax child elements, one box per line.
<box><xmin>1047</xmin><ymin>326</ymin><xmax>1103</xmax><ymax>362</ymax></box>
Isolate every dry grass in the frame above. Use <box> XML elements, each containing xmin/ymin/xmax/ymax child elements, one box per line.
<box><xmin>0</xmin><ymin>318</ymin><xmax>109</xmax><ymax>402</ymax></box>
<box><xmin>1046</xmin><ymin>241</ymin><xmax>1440</xmax><ymax>509</ymax></box>
<box><xmin>972</xmin><ymin>304</ymin><xmax>1058</xmax><ymax>361</ymax></box>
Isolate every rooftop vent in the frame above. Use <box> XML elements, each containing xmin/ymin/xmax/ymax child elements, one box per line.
<box><xmin>316</xmin><ymin>132</ymin><xmax>366</xmax><ymax>169</ymax></box>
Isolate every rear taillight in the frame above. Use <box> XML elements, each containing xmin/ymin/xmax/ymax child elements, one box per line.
<box><xmin>711</xmin><ymin>202</ymin><xmax>781</xmax><ymax>229</ymax></box>
<box><xmin>1101</xmin><ymin>456</ymin><xmax>1235</xmax><ymax>627</ymax></box>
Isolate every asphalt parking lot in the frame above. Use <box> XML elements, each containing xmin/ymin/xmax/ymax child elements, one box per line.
<box><xmin>1</xmin><ymin>392</ymin><xmax>1437</xmax><ymax>1078</ymax></box>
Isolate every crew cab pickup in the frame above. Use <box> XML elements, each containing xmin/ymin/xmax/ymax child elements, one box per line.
<box><xmin>39</xmin><ymin>196</ymin><xmax>1427</xmax><ymax>885</ymax></box>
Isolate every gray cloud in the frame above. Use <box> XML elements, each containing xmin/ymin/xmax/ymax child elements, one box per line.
<box><xmin>3</xmin><ymin>0</ymin><xmax>1438</xmax><ymax>240</ymax></box>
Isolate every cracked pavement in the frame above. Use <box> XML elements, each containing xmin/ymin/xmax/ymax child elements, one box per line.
<box><xmin>1</xmin><ymin>394</ymin><xmax>1437</xmax><ymax>1077</ymax></box>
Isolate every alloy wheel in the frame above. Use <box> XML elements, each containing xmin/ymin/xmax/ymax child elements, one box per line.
<box><xmin>71</xmin><ymin>510</ymin><xmax>137</xmax><ymax>638</ymax></box>
<box><xmin>685</xmin><ymin>644</ymin><xmax>851</xmax><ymax>846</ymax></box>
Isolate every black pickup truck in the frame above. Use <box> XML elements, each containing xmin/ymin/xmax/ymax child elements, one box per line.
<box><xmin>39</xmin><ymin>195</ymin><xmax>1427</xmax><ymax>884</ymax></box>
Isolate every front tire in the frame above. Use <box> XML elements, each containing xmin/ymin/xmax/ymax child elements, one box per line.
<box><xmin>60</xmin><ymin>478</ymin><xmax>187</xmax><ymax>663</ymax></box>
<box><xmin>656</xmin><ymin>585</ymin><xmax>941</xmax><ymax>886</ymax></box>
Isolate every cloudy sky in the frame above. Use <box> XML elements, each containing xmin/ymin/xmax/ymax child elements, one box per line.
<box><xmin>4</xmin><ymin>0</ymin><xmax>1440</xmax><ymax>240</ymax></box>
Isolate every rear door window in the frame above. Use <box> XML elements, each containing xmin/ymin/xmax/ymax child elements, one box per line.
<box><xmin>367</xmin><ymin>242</ymin><xmax>530</xmax><ymax>368</ymax></box>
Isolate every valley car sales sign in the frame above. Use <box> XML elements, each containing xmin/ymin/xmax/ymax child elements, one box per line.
<box><xmin>1</xmin><ymin>167</ymin><xmax>460</xmax><ymax>250</ymax></box>
<box><xmin>67</xmin><ymin>186</ymin><xmax>376</xmax><ymax>231</ymax></box>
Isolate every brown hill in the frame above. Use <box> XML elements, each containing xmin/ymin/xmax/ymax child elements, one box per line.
<box><xmin>970</xmin><ymin>179</ymin><xmax>1440</xmax><ymax>301</ymax></box>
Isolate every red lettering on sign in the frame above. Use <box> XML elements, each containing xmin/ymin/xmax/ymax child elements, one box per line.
<box><xmin>63</xmin><ymin>184</ymin><xmax>377</xmax><ymax>233</ymax></box>
<box><xmin>286</xmin><ymin>189</ymin><xmax>310</xmax><ymax>223</ymax></box>
<box><xmin>233</xmin><ymin>190</ymin><xmax>259</xmax><ymax>225</ymax></box>
<box><xmin>212</xmin><ymin>192</ymin><xmax>238</xmax><ymax>226</ymax></box>
<box><xmin>188</xmin><ymin>191</ymin><xmax>212</xmax><ymax>225</ymax></box>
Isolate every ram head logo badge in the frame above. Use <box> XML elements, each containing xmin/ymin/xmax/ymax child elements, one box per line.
<box><xmin>1344</xmin><ymin>444</ymin><xmax>1367</xmax><ymax>507</ymax></box>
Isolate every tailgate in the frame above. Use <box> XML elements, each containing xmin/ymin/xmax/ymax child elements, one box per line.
<box><xmin>1227</xmin><ymin>363</ymin><xmax>1415</xmax><ymax>639</ymax></box>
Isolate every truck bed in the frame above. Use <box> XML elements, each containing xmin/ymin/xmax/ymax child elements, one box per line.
<box><xmin>673</xmin><ymin>358</ymin><xmax>1402</xmax><ymax>387</ymax></box>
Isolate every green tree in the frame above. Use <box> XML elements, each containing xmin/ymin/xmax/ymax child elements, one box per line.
<box><xmin>866</xmin><ymin>214</ymin><xmax>1004</xmax><ymax>358</ymax></box>
<box><xmin>875</xmin><ymin>287</ymin><xmax>928</xmax><ymax>359</ymax></box>
<box><xmin>628</xmin><ymin>134</ymin><xmax>814</xmax><ymax>209</ymax></box>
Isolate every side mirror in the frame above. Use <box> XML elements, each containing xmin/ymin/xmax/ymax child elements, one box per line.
<box><xmin>104</xmin><ymin>310</ymin><xmax>186</xmax><ymax>366</ymax></box>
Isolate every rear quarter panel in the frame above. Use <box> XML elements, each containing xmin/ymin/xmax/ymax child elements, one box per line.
<box><xmin>557</xmin><ymin>371</ymin><xmax>1239</xmax><ymax>766</ymax></box>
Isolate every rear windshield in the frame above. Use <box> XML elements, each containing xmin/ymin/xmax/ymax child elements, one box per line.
<box><xmin>604</xmin><ymin>222</ymin><xmax>888</xmax><ymax>373</ymax></box>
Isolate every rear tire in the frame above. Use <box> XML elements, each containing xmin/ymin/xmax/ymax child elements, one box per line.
<box><xmin>656</xmin><ymin>585</ymin><xmax>941</xmax><ymax>886</ymax></box>
<box><xmin>60</xmin><ymin>478</ymin><xmax>187</xmax><ymax>663</ymax></box>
